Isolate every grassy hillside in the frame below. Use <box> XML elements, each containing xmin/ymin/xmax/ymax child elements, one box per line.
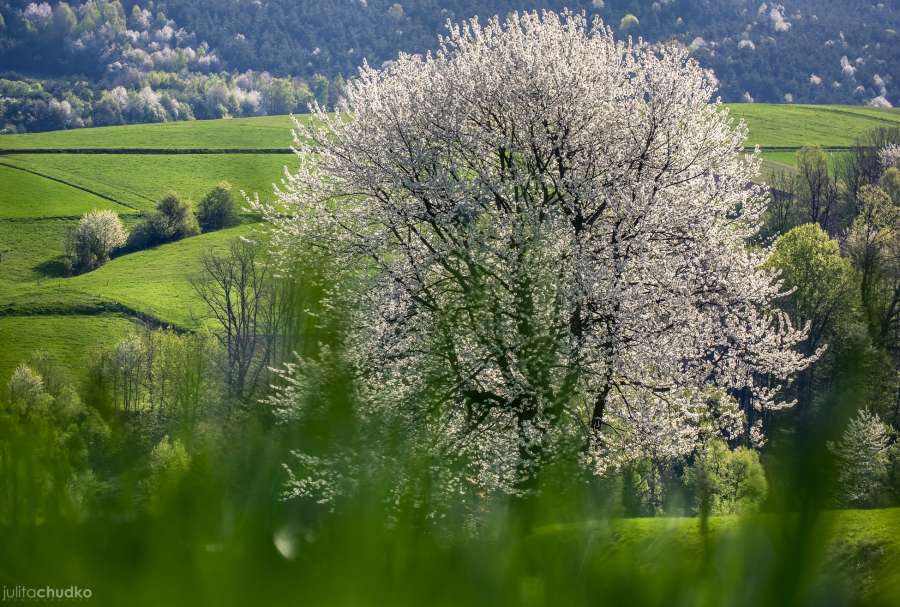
<box><xmin>2</xmin><ymin>102</ymin><xmax>895</xmax><ymax>391</ymax></box>
<box><xmin>62</xmin><ymin>223</ymin><xmax>256</xmax><ymax>327</ymax></box>
<box><xmin>0</xmin><ymin>315</ymin><xmax>140</xmax><ymax>386</ymax></box>
<box><xmin>731</xmin><ymin>104</ymin><xmax>900</xmax><ymax>148</ymax></box>
<box><xmin>0</xmin><ymin>224</ymin><xmax>254</xmax><ymax>382</ymax></box>
<box><xmin>0</xmin><ymin>164</ymin><xmax>131</xmax><ymax>218</ymax></box>
<box><xmin>1</xmin><ymin>105</ymin><xmax>898</xmax><ymax>152</ymax></box>
<box><xmin>2</xmin><ymin>154</ymin><xmax>293</xmax><ymax>212</ymax></box>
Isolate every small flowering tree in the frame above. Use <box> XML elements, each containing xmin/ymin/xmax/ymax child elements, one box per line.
<box><xmin>256</xmin><ymin>11</ymin><xmax>814</xmax><ymax>502</ymax></box>
<box><xmin>66</xmin><ymin>209</ymin><xmax>127</xmax><ymax>272</ymax></box>
<box><xmin>828</xmin><ymin>408</ymin><xmax>895</xmax><ymax>507</ymax></box>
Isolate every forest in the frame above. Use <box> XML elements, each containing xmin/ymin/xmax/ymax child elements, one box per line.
<box><xmin>0</xmin><ymin>0</ymin><xmax>897</xmax><ymax>133</ymax></box>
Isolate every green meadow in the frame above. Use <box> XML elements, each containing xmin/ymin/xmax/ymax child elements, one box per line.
<box><xmin>729</xmin><ymin>104</ymin><xmax>900</xmax><ymax>148</ymax></box>
<box><xmin>0</xmin><ymin>163</ymin><xmax>130</xmax><ymax>218</ymax></box>
<box><xmin>1</xmin><ymin>154</ymin><xmax>294</xmax><ymax>212</ymax></box>
<box><xmin>0</xmin><ymin>114</ymin><xmax>303</xmax><ymax>150</ymax></box>
<box><xmin>0</xmin><ymin>315</ymin><xmax>140</xmax><ymax>386</ymax></box>
<box><xmin>0</xmin><ymin>104</ymin><xmax>896</xmax><ymax>152</ymax></box>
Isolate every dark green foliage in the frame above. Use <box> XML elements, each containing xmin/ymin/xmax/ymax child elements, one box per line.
<box><xmin>0</xmin><ymin>1</ymin><xmax>897</xmax><ymax>133</ymax></box>
<box><xmin>197</xmin><ymin>183</ymin><xmax>239</xmax><ymax>231</ymax></box>
<box><xmin>157</xmin><ymin>192</ymin><xmax>200</xmax><ymax>239</ymax></box>
<box><xmin>127</xmin><ymin>192</ymin><xmax>199</xmax><ymax>251</ymax></box>
<box><xmin>126</xmin><ymin>211</ymin><xmax>173</xmax><ymax>251</ymax></box>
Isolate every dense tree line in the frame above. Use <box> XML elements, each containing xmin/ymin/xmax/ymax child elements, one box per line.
<box><xmin>0</xmin><ymin>1</ymin><xmax>897</xmax><ymax>133</ymax></box>
<box><xmin>0</xmin><ymin>0</ymin><xmax>344</xmax><ymax>132</ymax></box>
<box><xmin>157</xmin><ymin>0</ymin><xmax>898</xmax><ymax>106</ymax></box>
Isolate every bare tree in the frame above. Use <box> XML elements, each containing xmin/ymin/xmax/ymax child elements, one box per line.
<box><xmin>796</xmin><ymin>146</ymin><xmax>838</xmax><ymax>233</ymax></box>
<box><xmin>191</xmin><ymin>238</ymin><xmax>277</xmax><ymax>400</ymax></box>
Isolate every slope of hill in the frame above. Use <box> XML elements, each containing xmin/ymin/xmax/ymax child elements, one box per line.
<box><xmin>0</xmin><ymin>1</ymin><xmax>897</xmax><ymax>135</ymax></box>
<box><xmin>0</xmin><ymin>103</ymin><xmax>893</xmax><ymax>385</ymax></box>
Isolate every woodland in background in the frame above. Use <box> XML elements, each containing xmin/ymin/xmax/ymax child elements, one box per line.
<box><xmin>0</xmin><ymin>0</ymin><xmax>897</xmax><ymax>133</ymax></box>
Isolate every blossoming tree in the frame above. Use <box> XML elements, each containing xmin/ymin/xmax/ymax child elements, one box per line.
<box><xmin>255</xmin><ymin>11</ymin><xmax>814</xmax><ymax>500</ymax></box>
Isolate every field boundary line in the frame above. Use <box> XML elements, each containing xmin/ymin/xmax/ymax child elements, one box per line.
<box><xmin>0</xmin><ymin>299</ymin><xmax>191</xmax><ymax>333</ymax></box>
<box><xmin>0</xmin><ymin>161</ymin><xmax>142</xmax><ymax>212</ymax></box>
<box><xmin>0</xmin><ymin>148</ymin><xmax>294</xmax><ymax>154</ymax></box>
<box><xmin>0</xmin><ymin>213</ymin><xmax>143</xmax><ymax>223</ymax></box>
<box><xmin>1</xmin><ymin>146</ymin><xmax>857</xmax><ymax>154</ymax></box>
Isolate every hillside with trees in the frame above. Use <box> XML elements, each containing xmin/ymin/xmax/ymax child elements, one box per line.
<box><xmin>0</xmin><ymin>0</ymin><xmax>897</xmax><ymax>133</ymax></box>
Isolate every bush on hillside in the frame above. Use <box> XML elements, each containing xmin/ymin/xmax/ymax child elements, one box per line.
<box><xmin>126</xmin><ymin>193</ymin><xmax>200</xmax><ymax>252</ymax></box>
<box><xmin>157</xmin><ymin>193</ymin><xmax>200</xmax><ymax>240</ymax></box>
<box><xmin>198</xmin><ymin>183</ymin><xmax>239</xmax><ymax>231</ymax></box>
<box><xmin>65</xmin><ymin>209</ymin><xmax>127</xmax><ymax>273</ymax></box>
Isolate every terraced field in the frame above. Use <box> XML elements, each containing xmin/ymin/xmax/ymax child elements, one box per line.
<box><xmin>1</xmin><ymin>154</ymin><xmax>293</xmax><ymax>212</ymax></box>
<box><xmin>0</xmin><ymin>123</ymin><xmax>292</xmax><ymax>384</ymax></box>
<box><xmin>1</xmin><ymin>103</ymin><xmax>897</xmax><ymax>386</ymax></box>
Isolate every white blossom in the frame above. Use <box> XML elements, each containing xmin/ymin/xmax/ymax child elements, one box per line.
<box><xmin>769</xmin><ymin>6</ymin><xmax>791</xmax><ymax>32</ymax></box>
<box><xmin>879</xmin><ymin>144</ymin><xmax>900</xmax><ymax>169</ymax></box>
<box><xmin>257</xmin><ymin>11</ymin><xmax>814</xmax><ymax>501</ymax></box>
<box><xmin>828</xmin><ymin>409</ymin><xmax>894</xmax><ymax>507</ymax></box>
<box><xmin>840</xmin><ymin>56</ymin><xmax>856</xmax><ymax>79</ymax></box>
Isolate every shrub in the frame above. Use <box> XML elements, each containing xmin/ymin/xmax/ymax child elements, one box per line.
<box><xmin>126</xmin><ymin>212</ymin><xmax>171</xmax><ymax>251</ymax></box>
<box><xmin>65</xmin><ymin>209</ymin><xmax>127</xmax><ymax>272</ymax></box>
<box><xmin>198</xmin><ymin>182</ymin><xmax>239</xmax><ymax>231</ymax></box>
<box><xmin>126</xmin><ymin>193</ymin><xmax>199</xmax><ymax>252</ymax></box>
<box><xmin>157</xmin><ymin>192</ymin><xmax>200</xmax><ymax>239</ymax></box>
<box><xmin>687</xmin><ymin>440</ymin><xmax>768</xmax><ymax>516</ymax></box>
<box><xmin>7</xmin><ymin>363</ymin><xmax>45</xmax><ymax>405</ymax></box>
<box><xmin>145</xmin><ymin>435</ymin><xmax>191</xmax><ymax>513</ymax></box>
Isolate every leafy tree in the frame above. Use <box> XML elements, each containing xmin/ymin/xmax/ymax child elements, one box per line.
<box><xmin>145</xmin><ymin>435</ymin><xmax>191</xmax><ymax>513</ymax></box>
<box><xmin>256</xmin><ymin>12</ymin><xmax>813</xmax><ymax>502</ymax></box>
<box><xmin>880</xmin><ymin>167</ymin><xmax>900</xmax><ymax>204</ymax></box>
<box><xmin>197</xmin><ymin>183</ymin><xmax>240</xmax><ymax>231</ymax></box>
<box><xmin>7</xmin><ymin>363</ymin><xmax>46</xmax><ymax>406</ymax></box>
<box><xmin>157</xmin><ymin>192</ymin><xmax>200</xmax><ymax>239</ymax></box>
<box><xmin>126</xmin><ymin>211</ymin><xmax>172</xmax><ymax>251</ymax></box>
<box><xmin>845</xmin><ymin>185</ymin><xmax>900</xmax><ymax>349</ymax></box>
<box><xmin>687</xmin><ymin>439</ymin><xmax>769</xmax><ymax>516</ymax></box>
<box><xmin>264</xmin><ymin>78</ymin><xmax>296</xmax><ymax>115</ymax></box>
<box><xmin>766</xmin><ymin>224</ymin><xmax>858</xmax><ymax>416</ymax></box>
<box><xmin>0</xmin><ymin>364</ymin><xmax>108</xmax><ymax>524</ymax></box>
<box><xmin>127</xmin><ymin>193</ymin><xmax>199</xmax><ymax>251</ymax></box>
<box><xmin>310</xmin><ymin>73</ymin><xmax>329</xmax><ymax>108</ymax></box>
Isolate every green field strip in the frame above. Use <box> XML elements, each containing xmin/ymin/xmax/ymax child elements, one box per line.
<box><xmin>0</xmin><ymin>164</ymin><xmax>133</xmax><ymax>219</ymax></box>
<box><xmin>729</xmin><ymin>104</ymin><xmax>900</xmax><ymax>149</ymax></box>
<box><xmin>0</xmin><ymin>293</ymin><xmax>189</xmax><ymax>332</ymax></box>
<box><xmin>0</xmin><ymin>313</ymin><xmax>144</xmax><ymax>386</ymax></box>
<box><xmin>0</xmin><ymin>114</ymin><xmax>304</xmax><ymax>150</ymax></box>
<box><xmin>0</xmin><ymin>148</ymin><xmax>294</xmax><ymax>154</ymax></box>
<box><xmin>0</xmin><ymin>160</ymin><xmax>140</xmax><ymax>213</ymax></box>
<box><xmin>3</xmin><ymin>154</ymin><xmax>294</xmax><ymax>212</ymax></box>
<box><xmin>0</xmin><ymin>105</ymin><xmax>897</xmax><ymax>152</ymax></box>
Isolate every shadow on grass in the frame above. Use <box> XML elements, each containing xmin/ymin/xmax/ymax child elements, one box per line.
<box><xmin>33</xmin><ymin>255</ymin><xmax>70</xmax><ymax>278</ymax></box>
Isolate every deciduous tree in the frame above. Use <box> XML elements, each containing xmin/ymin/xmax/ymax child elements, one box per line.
<box><xmin>256</xmin><ymin>11</ymin><xmax>813</xmax><ymax>500</ymax></box>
